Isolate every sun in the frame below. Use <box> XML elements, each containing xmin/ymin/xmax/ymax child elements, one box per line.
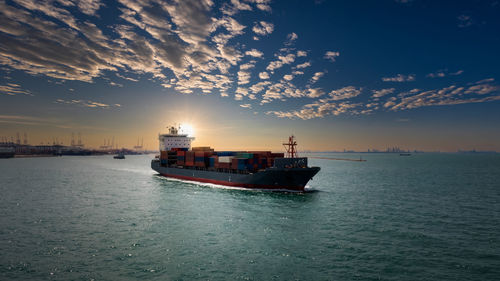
<box><xmin>179</xmin><ymin>123</ymin><xmax>195</xmax><ymax>137</ymax></box>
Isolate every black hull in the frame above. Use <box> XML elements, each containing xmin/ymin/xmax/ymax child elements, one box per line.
<box><xmin>151</xmin><ymin>160</ymin><xmax>320</xmax><ymax>191</ymax></box>
<box><xmin>0</xmin><ymin>153</ymin><xmax>15</xmax><ymax>159</ymax></box>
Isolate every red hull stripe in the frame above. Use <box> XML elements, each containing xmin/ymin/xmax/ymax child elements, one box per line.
<box><xmin>160</xmin><ymin>173</ymin><xmax>304</xmax><ymax>191</ymax></box>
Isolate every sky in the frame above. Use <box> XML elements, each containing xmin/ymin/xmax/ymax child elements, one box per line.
<box><xmin>1</xmin><ymin>0</ymin><xmax>500</xmax><ymax>152</ymax></box>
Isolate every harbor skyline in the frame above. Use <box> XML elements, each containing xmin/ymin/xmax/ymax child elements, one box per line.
<box><xmin>1</xmin><ymin>0</ymin><xmax>500</xmax><ymax>152</ymax></box>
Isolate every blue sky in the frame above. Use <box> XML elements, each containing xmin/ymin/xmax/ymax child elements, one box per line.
<box><xmin>1</xmin><ymin>0</ymin><xmax>499</xmax><ymax>151</ymax></box>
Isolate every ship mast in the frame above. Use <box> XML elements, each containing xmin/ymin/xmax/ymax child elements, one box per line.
<box><xmin>283</xmin><ymin>135</ymin><xmax>298</xmax><ymax>158</ymax></box>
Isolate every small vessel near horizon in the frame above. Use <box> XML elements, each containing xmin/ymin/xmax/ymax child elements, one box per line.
<box><xmin>114</xmin><ymin>152</ymin><xmax>125</xmax><ymax>159</ymax></box>
<box><xmin>0</xmin><ymin>146</ymin><xmax>15</xmax><ymax>158</ymax></box>
<box><xmin>151</xmin><ymin>126</ymin><xmax>320</xmax><ymax>192</ymax></box>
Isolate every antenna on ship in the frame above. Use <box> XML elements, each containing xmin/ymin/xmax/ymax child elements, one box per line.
<box><xmin>168</xmin><ymin>125</ymin><xmax>178</xmax><ymax>135</ymax></box>
<box><xmin>283</xmin><ymin>135</ymin><xmax>298</xmax><ymax>158</ymax></box>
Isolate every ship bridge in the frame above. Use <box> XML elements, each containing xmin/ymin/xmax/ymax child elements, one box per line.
<box><xmin>159</xmin><ymin>126</ymin><xmax>194</xmax><ymax>151</ymax></box>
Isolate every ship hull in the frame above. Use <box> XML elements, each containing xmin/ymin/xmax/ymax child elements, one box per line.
<box><xmin>0</xmin><ymin>153</ymin><xmax>15</xmax><ymax>158</ymax></box>
<box><xmin>151</xmin><ymin>160</ymin><xmax>320</xmax><ymax>191</ymax></box>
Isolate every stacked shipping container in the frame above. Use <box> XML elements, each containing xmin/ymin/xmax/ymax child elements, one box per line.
<box><xmin>159</xmin><ymin>147</ymin><xmax>286</xmax><ymax>172</ymax></box>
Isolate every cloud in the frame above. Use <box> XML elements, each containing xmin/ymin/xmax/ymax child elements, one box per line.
<box><xmin>265</xmin><ymin>78</ymin><xmax>500</xmax><ymax>120</ymax></box>
<box><xmin>310</xmin><ymin>72</ymin><xmax>325</xmax><ymax>84</ymax></box>
<box><xmin>426</xmin><ymin>69</ymin><xmax>464</xmax><ymax>78</ymax></box>
<box><xmin>245</xmin><ymin>49</ymin><xmax>263</xmax><ymax>58</ymax></box>
<box><xmin>0</xmin><ymin>0</ymin><xmax>252</xmax><ymax>97</ymax></box>
<box><xmin>250</xmin><ymin>0</ymin><xmax>272</xmax><ymax>12</ymax></box>
<box><xmin>267</xmin><ymin>101</ymin><xmax>361</xmax><ymax>120</ymax></box>
<box><xmin>0</xmin><ymin>83</ymin><xmax>33</xmax><ymax>96</ymax></box>
<box><xmin>222</xmin><ymin>0</ymin><xmax>271</xmax><ymax>15</ymax></box>
<box><xmin>384</xmin><ymin>79</ymin><xmax>500</xmax><ymax>111</ymax></box>
<box><xmin>239</xmin><ymin>61</ymin><xmax>256</xmax><ymax>70</ymax></box>
<box><xmin>285</xmin><ymin>32</ymin><xmax>298</xmax><ymax>45</ymax></box>
<box><xmin>328</xmin><ymin>86</ymin><xmax>362</xmax><ymax>100</ymax></box>
<box><xmin>161</xmin><ymin>0</ymin><xmax>215</xmax><ymax>45</ymax></box>
<box><xmin>116</xmin><ymin>73</ymin><xmax>139</xmax><ymax>82</ymax></box>
<box><xmin>372</xmin><ymin>88</ymin><xmax>395</xmax><ymax>98</ymax></box>
<box><xmin>382</xmin><ymin>74</ymin><xmax>416</xmax><ymax>82</ymax></box>
<box><xmin>295</xmin><ymin>61</ymin><xmax>311</xmax><ymax>69</ymax></box>
<box><xmin>237</xmin><ymin>71</ymin><xmax>251</xmax><ymax>85</ymax></box>
<box><xmin>239</xmin><ymin>103</ymin><xmax>252</xmax><ymax>108</ymax></box>
<box><xmin>77</xmin><ymin>0</ymin><xmax>103</xmax><ymax>16</ymax></box>
<box><xmin>0</xmin><ymin>114</ymin><xmax>74</xmax><ymax>127</ymax></box>
<box><xmin>464</xmin><ymin>79</ymin><xmax>498</xmax><ymax>95</ymax></box>
<box><xmin>265</xmin><ymin>86</ymin><xmax>364</xmax><ymax>119</ymax></box>
<box><xmin>457</xmin><ymin>15</ymin><xmax>473</xmax><ymax>28</ymax></box>
<box><xmin>259</xmin><ymin>72</ymin><xmax>270</xmax><ymax>79</ymax></box>
<box><xmin>306</xmin><ymin>88</ymin><xmax>325</xmax><ymax>98</ymax></box>
<box><xmin>297</xmin><ymin>50</ymin><xmax>307</xmax><ymax>57</ymax></box>
<box><xmin>252</xmin><ymin>21</ymin><xmax>274</xmax><ymax>36</ymax></box>
<box><xmin>249</xmin><ymin>81</ymin><xmax>270</xmax><ymax>93</ymax></box>
<box><xmin>109</xmin><ymin>81</ymin><xmax>123</xmax><ymax>87</ymax></box>
<box><xmin>266</xmin><ymin>53</ymin><xmax>296</xmax><ymax>72</ymax></box>
<box><xmin>0</xmin><ymin>5</ymin><xmax>116</xmax><ymax>82</ymax></box>
<box><xmin>324</xmin><ymin>51</ymin><xmax>340</xmax><ymax>62</ymax></box>
<box><xmin>54</xmin><ymin>99</ymin><xmax>120</xmax><ymax>108</ymax></box>
<box><xmin>261</xmin><ymin>80</ymin><xmax>308</xmax><ymax>102</ymax></box>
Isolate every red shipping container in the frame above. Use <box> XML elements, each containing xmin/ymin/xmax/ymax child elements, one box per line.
<box><xmin>177</xmin><ymin>151</ymin><xmax>185</xmax><ymax>156</ymax></box>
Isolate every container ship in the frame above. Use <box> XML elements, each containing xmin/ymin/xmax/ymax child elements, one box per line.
<box><xmin>151</xmin><ymin>126</ymin><xmax>320</xmax><ymax>192</ymax></box>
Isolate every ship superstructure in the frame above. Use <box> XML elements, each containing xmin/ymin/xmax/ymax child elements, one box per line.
<box><xmin>151</xmin><ymin>126</ymin><xmax>320</xmax><ymax>191</ymax></box>
<box><xmin>159</xmin><ymin>126</ymin><xmax>194</xmax><ymax>151</ymax></box>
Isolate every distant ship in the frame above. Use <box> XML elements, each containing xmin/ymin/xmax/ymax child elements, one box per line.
<box><xmin>114</xmin><ymin>152</ymin><xmax>125</xmax><ymax>159</ymax></box>
<box><xmin>151</xmin><ymin>126</ymin><xmax>320</xmax><ymax>192</ymax></box>
<box><xmin>0</xmin><ymin>146</ymin><xmax>15</xmax><ymax>158</ymax></box>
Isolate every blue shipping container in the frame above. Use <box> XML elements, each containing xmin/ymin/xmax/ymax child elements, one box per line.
<box><xmin>216</xmin><ymin>151</ymin><xmax>235</xmax><ymax>156</ymax></box>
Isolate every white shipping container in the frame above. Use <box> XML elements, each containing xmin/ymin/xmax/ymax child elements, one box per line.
<box><xmin>218</xmin><ymin>156</ymin><xmax>234</xmax><ymax>163</ymax></box>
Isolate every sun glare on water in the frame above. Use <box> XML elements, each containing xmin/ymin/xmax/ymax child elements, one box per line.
<box><xmin>180</xmin><ymin>123</ymin><xmax>195</xmax><ymax>137</ymax></box>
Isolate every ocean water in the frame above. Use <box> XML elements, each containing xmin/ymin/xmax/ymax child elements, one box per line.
<box><xmin>1</xmin><ymin>153</ymin><xmax>499</xmax><ymax>280</ymax></box>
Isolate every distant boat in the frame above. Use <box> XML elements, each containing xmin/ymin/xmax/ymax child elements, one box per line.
<box><xmin>114</xmin><ymin>152</ymin><xmax>125</xmax><ymax>159</ymax></box>
<box><xmin>0</xmin><ymin>146</ymin><xmax>15</xmax><ymax>158</ymax></box>
<box><xmin>399</xmin><ymin>153</ymin><xmax>411</xmax><ymax>156</ymax></box>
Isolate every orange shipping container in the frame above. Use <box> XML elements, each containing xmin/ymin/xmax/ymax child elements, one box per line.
<box><xmin>160</xmin><ymin>151</ymin><xmax>168</xmax><ymax>159</ymax></box>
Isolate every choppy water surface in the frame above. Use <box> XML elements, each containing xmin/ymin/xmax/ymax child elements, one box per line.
<box><xmin>1</xmin><ymin>153</ymin><xmax>499</xmax><ymax>280</ymax></box>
